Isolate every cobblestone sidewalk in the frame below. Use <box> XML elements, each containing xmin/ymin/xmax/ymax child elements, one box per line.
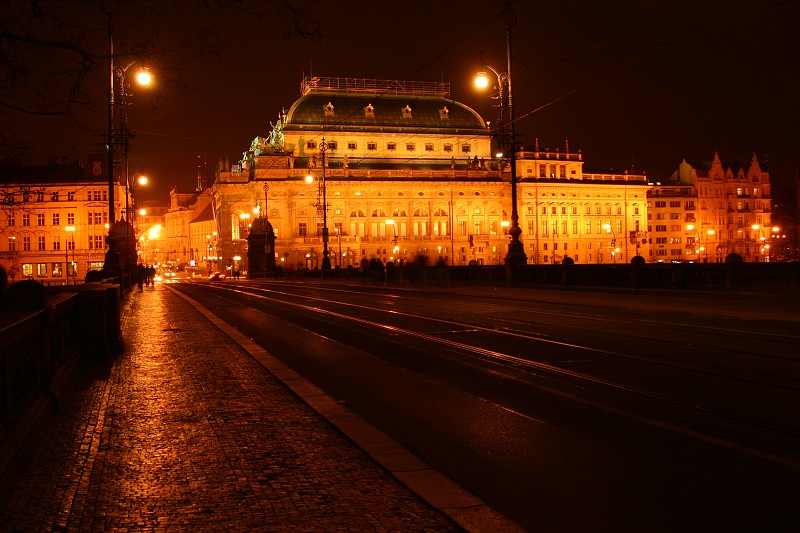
<box><xmin>0</xmin><ymin>284</ymin><xmax>458</xmax><ymax>531</ymax></box>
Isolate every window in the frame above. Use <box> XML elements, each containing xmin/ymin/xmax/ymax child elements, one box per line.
<box><xmin>406</xmin><ymin>143</ymin><xmax>415</xmax><ymax>151</ymax></box>
<box><xmin>67</xmin><ymin>239</ymin><xmax>74</xmax><ymax>251</ymax></box>
<box><xmin>22</xmin><ymin>264</ymin><xmax>33</xmax><ymax>277</ymax></box>
<box><xmin>443</xmin><ymin>144</ymin><xmax>453</xmax><ymax>152</ymax></box>
<box><xmin>655</xmin><ymin>201</ymin><xmax>666</xmax><ymax>208</ymax></box>
<box><xmin>298</xmin><ymin>222</ymin><xmax>307</xmax><ymax>237</ymax></box>
<box><xmin>37</xmin><ymin>263</ymin><xmax>48</xmax><ymax>277</ymax></box>
<box><xmin>7</xmin><ymin>214</ymin><xmax>15</xmax><ymax>226</ymax></box>
<box><xmin>36</xmin><ymin>213</ymin><xmax>45</xmax><ymax>225</ymax></box>
<box><xmin>67</xmin><ymin>192</ymin><xmax>74</xmax><ymax>201</ymax></box>
<box><xmin>23</xmin><ymin>236</ymin><xmax>31</xmax><ymax>251</ymax></box>
<box><xmin>539</xmin><ymin>165</ymin><xmax>546</xmax><ymax>178</ymax></box>
<box><xmin>23</xmin><ymin>214</ymin><xmax>30</xmax><ymax>226</ymax></box>
<box><xmin>36</xmin><ymin>192</ymin><xmax>45</xmax><ymax>202</ymax></box>
<box><xmin>67</xmin><ymin>213</ymin><xmax>75</xmax><ymax>225</ymax></box>
<box><xmin>93</xmin><ymin>190</ymin><xmax>102</xmax><ymax>201</ymax></box>
<box><xmin>53</xmin><ymin>213</ymin><xmax>60</xmax><ymax>226</ymax></box>
<box><xmin>38</xmin><ymin>236</ymin><xmax>46</xmax><ymax>250</ymax></box>
<box><xmin>367</xmin><ymin>142</ymin><xmax>377</xmax><ymax>151</ymax></box>
<box><xmin>8</xmin><ymin>237</ymin><xmax>16</xmax><ymax>251</ymax></box>
<box><xmin>387</xmin><ymin>143</ymin><xmax>396</xmax><ymax>151</ymax></box>
<box><xmin>51</xmin><ymin>192</ymin><xmax>59</xmax><ymax>201</ymax></box>
<box><xmin>425</xmin><ymin>143</ymin><xmax>434</xmax><ymax>151</ymax></box>
<box><xmin>52</xmin><ymin>263</ymin><xmax>62</xmax><ymax>277</ymax></box>
<box><xmin>670</xmin><ymin>201</ymin><xmax>681</xmax><ymax>208</ymax></box>
<box><xmin>53</xmin><ymin>240</ymin><xmax>61</xmax><ymax>251</ymax></box>
<box><xmin>461</xmin><ymin>144</ymin><xmax>471</xmax><ymax>153</ymax></box>
<box><xmin>559</xmin><ymin>165</ymin><xmax>566</xmax><ymax>178</ymax></box>
<box><xmin>307</xmin><ymin>141</ymin><xmax>316</xmax><ymax>150</ymax></box>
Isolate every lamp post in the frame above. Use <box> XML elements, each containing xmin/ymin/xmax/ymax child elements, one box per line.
<box><xmin>751</xmin><ymin>224</ymin><xmax>768</xmax><ymax>262</ymax></box>
<box><xmin>386</xmin><ymin>219</ymin><xmax>400</xmax><ymax>261</ymax></box>
<box><xmin>65</xmin><ymin>226</ymin><xmax>76</xmax><ymax>283</ymax></box>
<box><xmin>305</xmin><ymin>139</ymin><xmax>331</xmax><ymax>273</ymax></box>
<box><xmin>602</xmin><ymin>223</ymin><xmax>618</xmax><ymax>263</ymax></box>
<box><xmin>105</xmin><ymin>20</ymin><xmax>152</xmax><ymax>275</ymax></box>
<box><xmin>704</xmin><ymin>229</ymin><xmax>715</xmax><ymax>262</ymax></box>
<box><xmin>474</xmin><ymin>3</ymin><xmax>526</xmax><ymax>265</ymax></box>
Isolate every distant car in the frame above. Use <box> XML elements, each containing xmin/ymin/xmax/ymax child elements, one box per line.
<box><xmin>209</xmin><ymin>271</ymin><xmax>225</xmax><ymax>281</ymax></box>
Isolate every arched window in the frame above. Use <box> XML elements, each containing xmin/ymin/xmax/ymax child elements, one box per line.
<box><xmin>413</xmin><ymin>207</ymin><xmax>429</xmax><ymax>236</ymax></box>
<box><xmin>350</xmin><ymin>209</ymin><xmax>365</xmax><ymax>237</ymax></box>
<box><xmin>433</xmin><ymin>207</ymin><xmax>448</xmax><ymax>236</ymax></box>
<box><xmin>371</xmin><ymin>208</ymin><xmax>386</xmax><ymax>217</ymax></box>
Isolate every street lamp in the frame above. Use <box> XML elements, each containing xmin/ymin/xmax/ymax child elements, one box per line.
<box><xmin>305</xmin><ymin>138</ymin><xmax>331</xmax><ymax>272</ymax></box>
<box><xmin>602</xmin><ymin>223</ymin><xmax>618</xmax><ymax>263</ymax></box>
<box><xmin>385</xmin><ymin>219</ymin><xmax>398</xmax><ymax>245</ymax></box>
<box><xmin>704</xmin><ymin>229</ymin><xmax>715</xmax><ymax>262</ymax></box>
<box><xmin>474</xmin><ymin>4</ymin><xmax>525</xmax><ymax>265</ymax></box>
<box><xmin>65</xmin><ymin>226</ymin><xmax>76</xmax><ymax>283</ymax></box>
<box><xmin>751</xmin><ymin>224</ymin><xmax>768</xmax><ymax>262</ymax></box>
<box><xmin>105</xmin><ymin>20</ymin><xmax>153</xmax><ymax>276</ymax></box>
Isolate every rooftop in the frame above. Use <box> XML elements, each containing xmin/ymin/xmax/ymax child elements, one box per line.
<box><xmin>300</xmin><ymin>76</ymin><xmax>450</xmax><ymax>98</ymax></box>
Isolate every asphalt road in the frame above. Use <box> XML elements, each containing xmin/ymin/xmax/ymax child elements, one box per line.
<box><xmin>172</xmin><ymin>280</ymin><xmax>800</xmax><ymax>532</ymax></box>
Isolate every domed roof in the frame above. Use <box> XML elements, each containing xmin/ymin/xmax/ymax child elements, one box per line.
<box><xmin>284</xmin><ymin>93</ymin><xmax>486</xmax><ymax>132</ymax></box>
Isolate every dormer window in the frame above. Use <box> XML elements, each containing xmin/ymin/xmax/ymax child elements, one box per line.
<box><xmin>324</xmin><ymin>102</ymin><xmax>334</xmax><ymax>116</ymax></box>
<box><xmin>402</xmin><ymin>105</ymin><xmax>412</xmax><ymax>118</ymax></box>
<box><xmin>365</xmin><ymin>103</ymin><xmax>375</xmax><ymax>118</ymax></box>
<box><xmin>439</xmin><ymin>106</ymin><xmax>449</xmax><ymax>119</ymax></box>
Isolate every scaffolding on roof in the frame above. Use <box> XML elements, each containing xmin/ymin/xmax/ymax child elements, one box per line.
<box><xmin>300</xmin><ymin>76</ymin><xmax>450</xmax><ymax>98</ymax></box>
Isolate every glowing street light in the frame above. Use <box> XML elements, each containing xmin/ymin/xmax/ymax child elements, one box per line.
<box><xmin>65</xmin><ymin>226</ymin><xmax>76</xmax><ymax>283</ymax></box>
<box><xmin>473</xmin><ymin>3</ymin><xmax>525</xmax><ymax>266</ymax></box>
<box><xmin>305</xmin><ymin>139</ymin><xmax>331</xmax><ymax>272</ymax></box>
<box><xmin>602</xmin><ymin>223</ymin><xmax>617</xmax><ymax>263</ymax></box>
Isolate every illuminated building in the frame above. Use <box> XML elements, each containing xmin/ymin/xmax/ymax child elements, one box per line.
<box><xmin>211</xmin><ymin>76</ymin><xmax>651</xmax><ymax>270</ymax></box>
<box><xmin>0</xmin><ymin>155</ymin><xmax>126</xmax><ymax>283</ymax></box>
<box><xmin>647</xmin><ymin>153</ymin><xmax>774</xmax><ymax>262</ymax></box>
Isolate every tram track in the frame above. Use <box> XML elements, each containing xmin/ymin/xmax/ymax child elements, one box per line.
<box><xmin>192</xmin><ymin>282</ymin><xmax>800</xmax><ymax>444</ymax></box>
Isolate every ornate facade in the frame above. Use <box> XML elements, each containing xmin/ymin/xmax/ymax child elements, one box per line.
<box><xmin>647</xmin><ymin>153</ymin><xmax>774</xmax><ymax>262</ymax></box>
<box><xmin>211</xmin><ymin>77</ymin><xmax>651</xmax><ymax>271</ymax></box>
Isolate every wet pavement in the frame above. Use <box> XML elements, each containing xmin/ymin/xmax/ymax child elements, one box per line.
<box><xmin>0</xmin><ymin>284</ymin><xmax>496</xmax><ymax>532</ymax></box>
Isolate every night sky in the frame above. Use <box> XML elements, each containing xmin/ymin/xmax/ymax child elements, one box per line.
<box><xmin>5</xmin><ymin>0</ymin><xmax>799</xmax><ymax>202</ymax></box>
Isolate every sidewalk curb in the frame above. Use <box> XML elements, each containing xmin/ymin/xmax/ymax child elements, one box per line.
<box><xmin>167</xmin><ymin>285</ymin><xmax>525</xmax><ymax>533</ymax></box>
